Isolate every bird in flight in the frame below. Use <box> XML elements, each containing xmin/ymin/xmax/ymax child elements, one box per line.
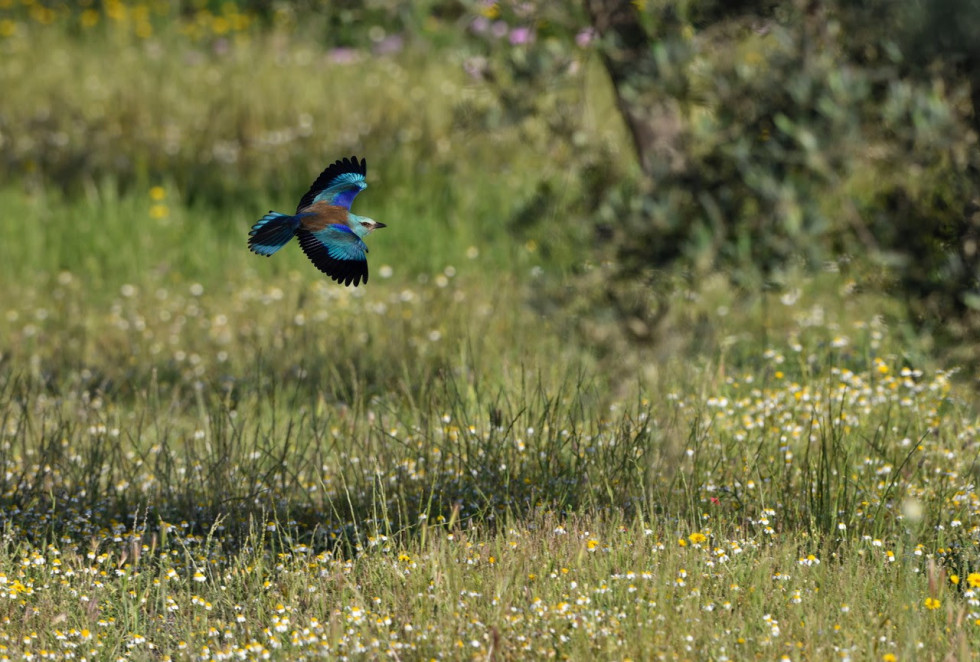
<box><xmin>248</xmin><ymin>156</ymin><xmax>385</xmax><ymax>286</ymax></box>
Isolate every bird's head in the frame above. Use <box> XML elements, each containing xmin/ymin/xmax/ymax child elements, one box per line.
<box><xmin>350</xmin><ymin>214</ymin><xmax>386</xmax><ymax>238</ymax></box>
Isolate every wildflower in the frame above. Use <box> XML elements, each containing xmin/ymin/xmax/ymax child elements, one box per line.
<box><xmin>924</xmin><ymin>597</ymin><xmax>941</xmax><ymax>610</ymax></box>
<box><xmin>763</xmin><ymin>614</ymin><xmax>780</xmax><ymax>637</ymax></box>
<box><xmin>575</xmin><ymin>28</ymin><xmax>596</xmax><ymax>48</ymax></box>
<box><xmin>508</xmin><ymin>26</ymin><xmax>533</xmax><ymax>45</ymax></box>
<box><xmin>967</xmin><ymin>573</ymin><xmax>980</xmax><ymax>588</ymax></box>
<box><xmin>688</xmin><ymin>532</ymin><xmax>707</xmax><ymax>545</ymax></box>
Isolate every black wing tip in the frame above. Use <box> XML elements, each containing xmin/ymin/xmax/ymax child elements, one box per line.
<box><xmin>337</xmin><ymin>155</ymin><xmax>366</xmax><ymax>176</ymax></box>
<box><xmin>331</xmin><ymin>155</ymin><xmax>367</xmax><ymax>176</ymax></box>
<box><xmin>297</xmin><ymin>230</ymin><xmax>368</xmax><ymax>287</ymax></box>
<box><xmin>334</xmin><ymin>154</ymin><xmax>367</xmax><ymax>175</ymax></box>
<box><xmin>326</xmin><ymin>266</ymin><xmax>368</xmax><ymax>287</ymax></box>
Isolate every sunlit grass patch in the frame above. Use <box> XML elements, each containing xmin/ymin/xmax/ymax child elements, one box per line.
<box><xmin>0</xmin><ymin>507</ymin><xmax>977</xmax><ymax>658</ymax></box>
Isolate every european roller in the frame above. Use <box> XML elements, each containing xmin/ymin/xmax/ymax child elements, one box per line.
<box><xmin>248</xmin><ymin>156</ymin><xmax>385</xmax><ymax>286</ymax></box>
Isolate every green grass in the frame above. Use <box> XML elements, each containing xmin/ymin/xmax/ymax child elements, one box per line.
<box><xmin>2</xmin><ymin>5</ymin><xmax>980</xmax><ymax>660</ymax></box>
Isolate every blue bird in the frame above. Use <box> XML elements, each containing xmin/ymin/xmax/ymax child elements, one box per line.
<box><xmin>248</xmin><ymin>156</ymin><xmax>385</xmax><ymax>286</ymax></box>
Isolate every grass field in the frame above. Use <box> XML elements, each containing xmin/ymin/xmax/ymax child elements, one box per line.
<box><xmin>2</xmin><ymin>3</ymin><xmax>980</xmax><ymax>660</ymax></box>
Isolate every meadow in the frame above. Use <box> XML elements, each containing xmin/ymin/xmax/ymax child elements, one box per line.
<box><xmin>2</xmin><ymin>2</ymin><xmax>980</xmax><ymax>660</ymax></box>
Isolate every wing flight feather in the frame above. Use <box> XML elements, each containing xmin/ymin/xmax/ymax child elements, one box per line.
<box><xmin>296</xmin><ymin>156</ymin><xmax>367</xmax><ymax>213</ymax></box>
<box><xmin>296</xmin><ymin>226</ymin><xmax>369</xmax><ymax>286</ymax></box>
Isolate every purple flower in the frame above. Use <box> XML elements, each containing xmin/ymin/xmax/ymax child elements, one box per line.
<box><xmin>212</xmin><ymin>37</ymin><xmax>230</xmax><ymax>56</ymax></box>
<box><xmin>463</xmin><ymin>56</ymin><xmax>489</xmax><ymax>81</ymax></box>
<box><xmin>328</xmin><ymin>48</ymin><xmax>359</xmax><ymax>64</ymax></box>
<box><xmin>470</xmin><ymin>15</ymin><xmax>489</xmax><ymax>34</ymax></box>
<box><xmin>373</xmin><ymin>34</ymin><xmax>404</xmax><ymax>56</ymax></box>
<box><xmin>515</xmin><ymin>2</ymin><xmax>535</xmax><ymax>18</ymax></box>
<box><xmin>491</xmin><ymin>20</ymin><xmax>508</xmax><ymax>39</ymax></box>
<box><xmin>575</xmin><ymin>27</ymin><xmax>596</xmax><ymax>48</ymax></box>
<box><xmin>508</xmin><ymin>26</ymin><xmax>533</xmax><ymax>45</ymax></box>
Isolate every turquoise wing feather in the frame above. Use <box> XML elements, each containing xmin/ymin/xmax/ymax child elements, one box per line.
<box><xmin>296</xmin><ymin>225</ymin><xmax>370</xmax><ymax>286</ymax></box>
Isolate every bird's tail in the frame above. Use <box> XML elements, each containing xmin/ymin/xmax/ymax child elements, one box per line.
<box><xmin>248</xmin><ymin>212</ymin><xmax>299</xmax><ymax>256</ymax></box>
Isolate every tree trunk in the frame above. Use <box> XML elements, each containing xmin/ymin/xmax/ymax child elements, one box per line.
<box><xmin>583</xmin><ymin>0</ymin><xmax>658</xmax><ymax>177</ymax></box>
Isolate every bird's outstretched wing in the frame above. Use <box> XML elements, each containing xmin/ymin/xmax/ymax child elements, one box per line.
<box><xmin>296</xmin><ymin>225</ymin><xmax>370</xmax><ymax>286</ymax></box>
<box><xmin>296</xmin><ymin>156</ymin><xmax>367</xmax><ymax>213</ymax></box>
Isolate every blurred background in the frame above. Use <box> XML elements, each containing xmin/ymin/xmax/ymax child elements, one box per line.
<box><xmin>1</xmin><ymin>0</ymin><xmax>979</xmax><ymax>389</ymax></box>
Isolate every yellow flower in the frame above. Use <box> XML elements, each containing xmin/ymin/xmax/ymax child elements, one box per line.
<box><xmin>950</xmin><ymin>574</ymin><xmax>960</xmax><ymax>585</ymax></box>
<box><xmin>150</xmin><ymin>186</ymin><xmax>166</xmax><ymax>201</ymax></box>
<box><xmin>688</xmin><ymin>532</ymin><xmax>707</xmax><ymax>545</ymax></box>
<box><xmin>924</xmin><ymin>597</ymin><xmax>941</xmax><ymax>610</ymax></box>
<box><xmin>968</xmin><ymin>573</ymin><xmax>980</xmax><ymax>588</ymax></box>
<box><xmin>882</xmin><ymin>654</ymin><xmax>897</xmax><ymax>662</ymax></box>
<box><xmin>30</xmin><ymin>5</ymin><xmax>54</xmax><ymax>24</ymax></box>
<box><xmin>80</xmin><ymin>9</ymin><xmax>99</xmax><ymax>28</ymax></box>
<box><xmin>212</xmin><ymin>16</ymin><xmax>230</xmax><ymax>35</ymax></box>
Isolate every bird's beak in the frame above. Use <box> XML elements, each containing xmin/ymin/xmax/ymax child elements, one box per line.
<box><xmin>374</xmin><ymin>222</ymin><xmax>387</xmax><ymax>229</ymax></box>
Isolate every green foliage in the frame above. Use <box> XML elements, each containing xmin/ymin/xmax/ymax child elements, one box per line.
<box><xmin>465</xmin><ymin>0</ymin><xmax>980</xmax><ymax>371</ymax></box>
<box><xmin>604</xmin><ymin>2</ymin><xmax>978</xmax><ymax>279</ymax></box>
